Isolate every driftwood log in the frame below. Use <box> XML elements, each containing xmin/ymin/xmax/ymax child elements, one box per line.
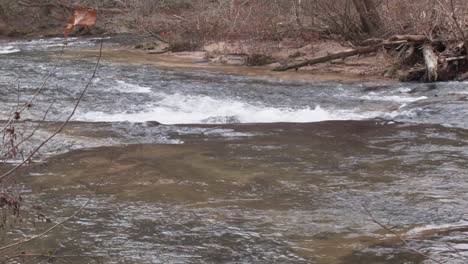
<box><xmin>274</xmin><ymin>38</ymin><xmax>414</xmax><ymax>72</ymax></box>
<box><xmin>273</xmin><ymin>45</ymin><xmax>382</xmax><ymax>71</ymax></box>
<box><xmin>390</xmin><ymin>34</ymin><xmax>427</xmax><ymax>43</ymax></box>
<box><xmin>422</xmin><ymin>44</ymin><xmax>438</xmax><ymax>82</ymax></box>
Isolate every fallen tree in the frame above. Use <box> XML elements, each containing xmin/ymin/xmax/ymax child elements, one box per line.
<box><xmin>273</xmin><ymin>39</ymin><xmax>408</xmax><ymax>72</ymax></box>
<box><xmin>273</xmin><ymin>45</ymin><xmax>382</xmax><ymax>71</ymax></box>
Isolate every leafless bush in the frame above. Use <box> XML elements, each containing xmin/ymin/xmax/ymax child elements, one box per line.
<box><xmin>379</xmin><ymin>0</ymin><xmax>467</xmax><ymax>39</ymax></box>
<box><xmin>118</xmin><ymin>0</ymin><xmax>462</xmax><ymax>50</ymax></box>
<box><xmin>301</xmin><ymin>0</ymin><xmax>365</xmax><ymax>39</ymax></box>
<box><xmin>124</xmin><ymin>0</ymin><xmax>305</xmax><ymax>51</ymax></box>
<box><xmin>1</xmin><ymin>0</ymin><xmax>466</xmax><ymax>47</ymax></box>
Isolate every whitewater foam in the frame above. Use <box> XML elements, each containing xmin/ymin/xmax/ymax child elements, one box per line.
<box><xmin>78</xmin><ymin>92</ymin><xmax>380</xmax><ymax>124</ymax></box>
<box><xmin>113</xmin><ymin>80</ymin><xmax>152</xmax><ymax>93</ymax></box>
<box><xmin>0</xmin><ymin>46</ymin><xmax>20</xmax><ymax>54</ymax></box>
<box><xmin>360</xmin><ymin>93</ymin><xmax>427</xmax><ymax>103</ymax></box>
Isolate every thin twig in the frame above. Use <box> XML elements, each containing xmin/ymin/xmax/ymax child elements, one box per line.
<box><xmin>0</xmin><ymin>40</ymin><xmax>103</xmax><ymax>183</ymax></box>
<box><xmin>362</xmin><ymin>204</ymin><xmax>446</xmax><ymax>264</ymax></box>
<box><xmin>0</xmin><ymin>100</ymin><xmax>56</xmax><ymax>162</ymax></box>
<box><xmin>0</xmin><ymin>46</ymin><xmax>66</xmax><ymax>135</ymax></box>
<box><xmin>0</xmin><ymin>198</ymin><xmax>91</xmax><ymax>252</ymax></box>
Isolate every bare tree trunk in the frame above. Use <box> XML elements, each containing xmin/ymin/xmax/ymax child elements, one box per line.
<box><xmin>294</xmin><ymin>0</ymin><xmax>305</xmax><ymax>34</ymax></box>
<box><xmin>351</xmin><ymin>0</ymin><xmax>382</xmax><ymax>35</ymax></box>
<box><xmin>363</xmin><ymin>0</ymin><xmax>382</xmax><ymax>27</ymax></box>
<box><xmin>0</xmin><ymin>5</ymin><xmax>6</xmax><ymax>34</ymax></box>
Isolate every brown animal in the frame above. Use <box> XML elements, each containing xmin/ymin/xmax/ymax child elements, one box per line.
<box><xmin>64</xmin><ymin>6</ymin><xmax>97</xmax><ymax>37</ymax></box>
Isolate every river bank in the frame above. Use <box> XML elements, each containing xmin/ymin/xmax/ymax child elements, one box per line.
<box><xmin>50</xmin><ymin>35</ymin><xmax>394</xmax><ymax>84</ymax></box>
<box><xmin>0</xmin><ymin>33</ymin><xmax>441</xmax><ymax>84</ymax></box>
<box><xmin>1</xmin><ymin>0</ymin><xmax>467</xmax><ymax>84</ymax></box>
<box><xmin>0</xmin><ymin>32</ymin><xmax>393</xmax><ymax>84</ymax></box>
<box><xmin>6</xmin><ymin>32</ymin><xmax>467</xmax><ymax>84</ymax></box>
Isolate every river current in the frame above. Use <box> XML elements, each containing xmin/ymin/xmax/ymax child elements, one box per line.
<box><xmin>0</xmin><ymin>37</ymin><xmax>468</xmax><ymax>264</ymax></box>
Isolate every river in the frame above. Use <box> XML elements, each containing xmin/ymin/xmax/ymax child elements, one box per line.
<box><xmin>0</xmin><ymin>37</ymin><xmax>468</xmax><ymax>263</ymax></box>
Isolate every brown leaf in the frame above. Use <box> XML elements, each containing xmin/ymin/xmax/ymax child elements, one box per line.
<box><xmin>64</xmin><ymin>6</ymin><xmax>97</xmax><ymax>37</ymax></box>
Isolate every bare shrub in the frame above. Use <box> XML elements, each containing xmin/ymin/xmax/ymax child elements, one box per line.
<box><xmin>379</xmin><ymin>0</ymin><xmax>467</xmax><ymax>39</ymax></box>
<box><xmin>0</xmin><ymin>0</ymin><xmax>466</xmax><ymax>44</ymax></box>
<box><xmin>124</xmin><ymin>0</ymin><xmax>304</xmax><ymax>50</ymax></box>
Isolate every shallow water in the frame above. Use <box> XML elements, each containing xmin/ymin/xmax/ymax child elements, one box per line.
<box><xmin>1</xmin><ymin>37</ymin><xmax>468</xmax><ymax>264</ymax></box>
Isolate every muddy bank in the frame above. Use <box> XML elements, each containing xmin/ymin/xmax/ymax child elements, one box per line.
<box><xmin>48</xmin><ymin>35</ymin><xmax>393</xmax><ymax>84</ymax></box>
<box><xmin>0</xmin><ymin>32</ymin><xmax>395</xmax><ymax>83</ymax></box>
<box><xmin>60</xmin><ymin>47</ymin><xmax>389</xmax><ymax>83</ymax></box>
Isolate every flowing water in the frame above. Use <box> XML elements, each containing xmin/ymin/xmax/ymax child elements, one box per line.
<box><xmin>1</xmin><ymin>37</ymin><xmax>468</xmax><ymax>263</ymax></box>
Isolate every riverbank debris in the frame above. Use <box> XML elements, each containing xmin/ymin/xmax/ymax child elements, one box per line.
<box><xmin>275</xmin><ymin>34</ymin><xmax>468</xmax><ymax>82</ymax></box>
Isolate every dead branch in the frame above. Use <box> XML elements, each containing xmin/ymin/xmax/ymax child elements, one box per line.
<box><xmin>0</xmin><ymin>198</ymin><xmax>90</xmax><ymax>252</ymax></box>
<box><xmin>362</xmin><ymin>204</ymin><xmax>445</xmax><ymax>264</ymax></box>
<box><xmin>0</xmin><ymin>100</ymin><xmax>56</xmax><ymax>162</ymax></box>
<box><xmin>435</xmin><ymin>0</ymin><xmax>468</xmax><ymax>56</ymax></box>
<box><xmin>390</xmin><ymin>35</ymin><xmax>428</xmax><ymax>43</ymax></box>
<box><xmin>0</xmin><ymin>40</ymin><xmax>103</xmax><ymax>184</ymax></box>
<box><xmin>445</xmin><ymin>56</ymin><xmax>467</xmax><ymax>62</ymax></box>
<box><xmin>0</xmin><ymin>47</ymin><xmax>65</xmax><ymax>136</ymax></box>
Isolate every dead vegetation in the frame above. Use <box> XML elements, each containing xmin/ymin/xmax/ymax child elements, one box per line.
<box><xmin>0</xmin><ymin>0</ymin><xmax>467</xmax><ymax>81</ymax></box>
<box><xmin>276</xmin><ymin>33</ymin><xmax>468</xmax><ymax>82</ymax></box>
<box><xmin>108</xmin><ymin>0</ymin><xmax>468</xmax><ymax>81</ymax></box>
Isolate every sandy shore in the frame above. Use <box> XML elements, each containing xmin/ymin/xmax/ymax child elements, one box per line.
<box><xmin>60</xmin><ymin>46</ymin><xmax>394</xmax><ymax>84</ymax></box>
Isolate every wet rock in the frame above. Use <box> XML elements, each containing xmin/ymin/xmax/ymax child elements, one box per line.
<box><xmin>144</xmin><ymin>121</ymin><xmax>162</xmax><ymax>127</ymax></box>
